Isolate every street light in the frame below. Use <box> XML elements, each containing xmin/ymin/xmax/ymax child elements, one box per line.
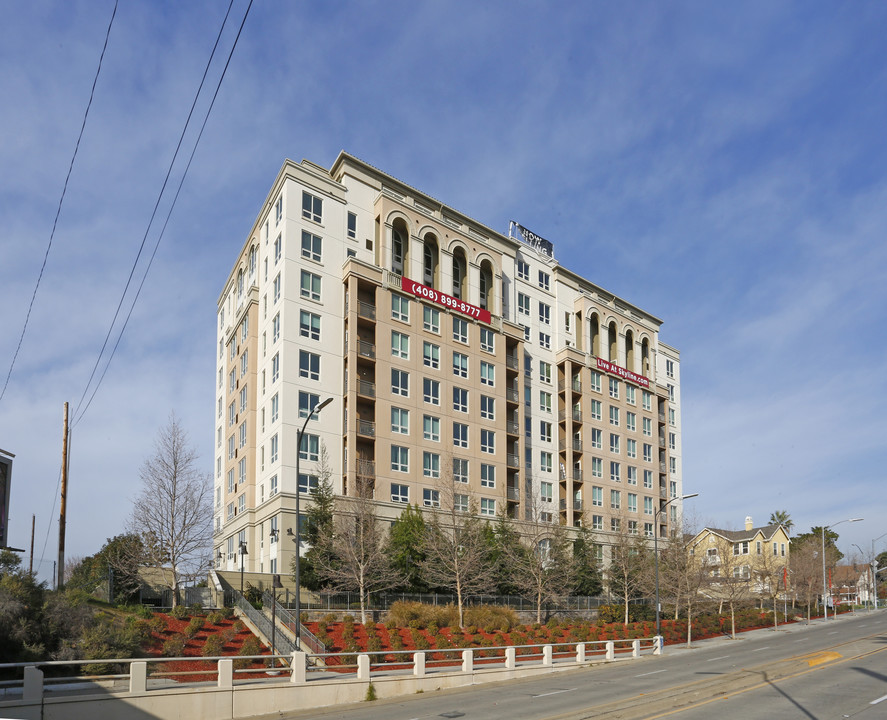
<box><xmin>852</xmin><ymin>543</ymin><xmax>867</xmax><ymax>610</ymax></box>
<box><xmin>293</xmin><ymin>396</ymin><xmax>333</xmax><ymax>649</ymax></box>
<box><xmin>654</xmin><ymin>492</ymin><xmax>699</xmax><ymax>638</ymax></box>
<box><xmin>239</xmin><ymin>541</ymin><xmax>248</xmax><ymax>595</ymax></box>
<box><xmin>821</xmin><ymin>518</ymin><xmax>863</xmax><ymax>620</ymax></box>
<box><xmin>870</xmin><ymin>531</ymin><xmax>887</xmax><ymax>610</ymax></box>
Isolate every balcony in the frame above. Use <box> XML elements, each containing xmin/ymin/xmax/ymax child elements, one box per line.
<box><xmin>357</xmin><ymin>419</ymin><xmax>375</xmax><ymax>438</ymax></box>
<box><xmin>506</xmin><ymin>387</ymin><xmax>519</xmax><ymax>403</ymax></box>
<box><xmin>559</xmin><ymin>438</ymin><xmax>582</xmax><ymax>452</ymax></box>
<box><xmin>558</xmin><ymin>379</ymin><xmax>582</xmax><ymax>393</ymax></box>
<box><xmin>558</xmin><ymin>408</ymin><xmax>582</xmax><ymax>423</ymax></box>
<box><xmin>573</xmin><ymin>468</ymin><xmax>583</xmax><ymax>482</ymax></box>
<box><xmin>559</xmin><ymin>498</ymin><xmax>583</xmax><ymax>512</ymax></box>
<box><xmin>357</xmin><ymin>379</ymin><xmax>376</xmax><ymax>399</ymax></box>
<box><xmin>356</xmin><ymin>459</ymin><xmax>375</xmax><ymax>478</ymax></box>
<box><xmin>506</xmin><ymin>453</ymin><xmax>520</xmax><ymax>469</ymax></box>
<box><xmin>505</xmin><ymin>354</ymin><xmax>519</xmax><ymax>370</ymax></box>
<box><xmin>506</xmin><ymin>420</ymin><xmax>520</xmax><ymax>435</ymax></box>
<box><xmin>357</xmin><ymin>300</ymin><xmax>376</xmax><ymax>321</ymax></box>
<box><xmin>506</xmin><ymin>486</ymin><xmax>520</xmax><ymax>501</ymax></box>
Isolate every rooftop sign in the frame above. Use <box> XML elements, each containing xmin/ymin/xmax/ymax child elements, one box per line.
<box><xmin>510</xmin><ymin>221</ymin><xmax>554</xmax><ymax>258</ymax></box>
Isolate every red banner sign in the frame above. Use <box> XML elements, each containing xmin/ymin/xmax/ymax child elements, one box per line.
<box><xmin>401</xmin><ymin>278</ymin><xmax>492</xmax><ymax>324</ymax></box>
<box><xmin>596</xmin><ymin>357</ymin><xmax>650</xmax><ymax>389</ymax></box>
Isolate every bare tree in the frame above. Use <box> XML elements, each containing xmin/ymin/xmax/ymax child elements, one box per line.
<box><xmin>126</xmin><ymin>414</ymin><xmax>212</xmax><ymax>606</ymax></box>
<box><xmin>606</xmin><ymin>514</ymin><xmax>652</xmax><ymax>625</ymax></box>
<box><xmin>313</xmin><ymin>479</ymin><xmax>400</xmax><ymax>624</ymax></box>
<box><xmin>753</xmin><ymin>542</ymin><xmax>789</xmax><ymax>628</ymax></box>
<box><xmin>420</xmin><ymin>465</ymin><xmax>495</xmax><ymax>628</ymax></box>
<box><xmin>789</xmin><ymin>536</ymin><xmax>822</xmax><ymax>623</ymax></box>
<box><xmin>704</xmin><ymin>534</ymin><xmax>753</xmax><ymax>638</ymax></box>
<box><xmin>657</xmin><ymin>516</ymin><xmax>708</xmax><ymax>646</ymax></box>
<box><xmin>499</xmin><ymin>496</ymin><xmax>577</xmax><ymax>624</ymax></box>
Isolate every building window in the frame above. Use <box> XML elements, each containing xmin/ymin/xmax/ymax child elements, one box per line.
<box><xmin>298</xmin><ymin>391</ymin><xmax>320</xmax><ymax>418</ymax></box>
<box><xmin>300</xmin><ymin>310</ymin><xmax>320</xmax><ymax>340</ymax></box>
<box><xmin>269</xmin><ymin>474</ymin><xmax>277</xmax><ymax>496</ymax></box>
<box><xmin>666</xmin><ymin>359</ymin><xmax>674</xmax><ymax>378</ymax></box>
<box><xmin>591</xmin><ymin>457</ymin><xmax>603</xmax><ymax>478</ymax></box>
<box><xmin>538</xmin><ymin>302</ymin><xmax>550</xmax><ymax>324</ymax></box>
<box><xmin>626</xmin><ymin>385</ymin><xmax>636</xmax><ymax>405</ymax></box>
<box><xmin>453</xmin><ymin>422</ymin><xmax>469</xmax><ymax>448</ymax></box>
<box><xmin>610</xmin><ymin>461</ymin><xmax>621</xmax><ymax>483</ymax></box>
<box><xmin>270</xmin><ymin>393</ymin><xmax>279</xmax><ymax>422</ymax></box>
<box><xmin>239</xmin><ymin>422</ymin><xmax>247</xmax><ymax>448</ymax></box>
<box><xmin>518</xmin><ymin>293</ymin><xmax>530</xmax><ymax>316</ymax></box>
<box><xmin>643</xmin><ymin>444</ymin><xmax>652</xmax><ymax>462</ymax></box>
<box><xmin>644</xmin><ymin>470</ymin><xmax>653</xmax><ymax>488</ymax></box>
<box><xmin>670</xmin><ymin>457</ymin><xmax>677</xmax><ymax>474</ymax></box>
<box><xmin>626</xmin><ymin>439</ymin><xmax>637</xmax><ymax>458</ymax></box>
<box><xmin>299</xmin><ymin>433</ymin><xmax>319</xmax><ymax>461</ymax></box>
<box><xmin>480</xmin><ymin>327</ymin><xmax>494</xmax><ymax>353</ymax></box>
<box><xmin>539</xmin><ymin>361</ymin><xmax>552</xmax><ymax>384</ymax></box>
<box><xmin>453</xmin><ymin>458</ymin><xmax>469</xmax><ymax>483</ymax></box>
<box><xmin>517</xmin><ymin>258</ymin><xmax>530</xmax><ymax>281</ymax></box>
<box><xmin>609</xmin><ymin>378</ymin><xmax>620</xmax><ymax>399</ymax></box>
<box><xmin>423</xmin><ymin>341</ymin><xmax>440</xmax><ymax>369</ymax></box>
<box><xmin>423</xmin><ymin>378</ymin><xmax>440</xmax><ymax>405</ymax></box>
<box><xmin>480</xmin><ymin>429</ymin><xmax>495</xmax><ymax>454</ymax></box>
<box><xmin>391</xmin><ymin>483</ymin><xmax>409</xmax><ymax>503</ymax></box>
<box><xmin>391</xmin><ymin>294</ymin><xmax>410</xmax><ymax>322</ymax></box>
<box><xmin>538</xmin><ymin>271</ymin><xmax>550</xmax><ymax>290</ymax></box>
<box><xmin>628</xmin><ymin>520</ymin><xmax>638</xmax><ymax>535</ymax></box>
<box><xmin>610</xmin><ymin>490</ymin><xmax>621</xmax><ymax>509</ymax></box>
<box><xmin>301</xmin><ymin>230</ymin><xmax>322</xmax><ymax>261</ymax></box>
<box><xmin>522</xmin><ymin>325</ymin><xmax>530</xmax><ymax>341</ymax></box>
<box><xmin>300</xmin><ymin>270</ymin><xmax>321</xmax><ymax>301</ymax></box>
<box><xmin>453</xmin><ymin>352</ymin><xmax>468</xmax><ymax>378</ymax></box>
<box><xmin>642</xmin><ymin>391</ymin><xmax>652</xmax><ymax>411</ymax></box>
<box><xmin>627</xmin><ymin>466</ymin><xmax>637</xmax><ymax>485</ymax></box>
<box><xmin>271</xmin><ymin>353</ymin><xmax>280</xmax><ymax>383</ymax></box>
<box><xmin>669</xmin><ymin>409</ymin><xmax>676</xmax><ymax>426</ymax></box>
<box><xmin>480</xmin><ymin>463</ymin><xmax>495</xmax><ymax>488</ymax></box>
<box><xmin>272</xmin><ymin>313</ymin><xmax>281</xmax><ymax>344</ymax></box>
<box><xmin>454</xmin><ymin>494</ymin><xmax>469</xmax><ymax>513</ymax></box>
<box><xmin>302</xmin><ymin>191</ymin><xmax>322</xmax><ymax>223</ymax></box>
<box><xmin>480</xmin><ymin>395</ymin><xmax>494</xmax><ymax>420</ymax></box>
<box><xmin>452</xmin><ymin>316</ymin><xmax>468</xmax><ymax>344</ymax></box>
<box><xmin>423</xmin><ymin>415</ymin><xmax>440</xmax><ymax>442</ymax></box>
<box><xmin>609</xmin><ymin>406</ymin><xmax>619</xmax><ymax>426</ymax></box>
<box><xmin>299</xmin><ymin>350</ymin><xmax>320</xmax><ymax>381</ymax></box>
<box><xmin>627</xmin><ymin>493</ymin><xmax>638</xmax><ymax>513</ymax></box>
<box><xmin>539</xmin><ymin>391</ymin><xmax>552</xmax><ymax>413</ymax></box>
<box><xmin>541</xmin><ymin>482</ymin><xmax>553</xmax><ymax>503</ymax></box>
<box><xmin>298</xmin><ymin>473</ymin><xmax>319</xmax><ymax>494</ymax></box>
<box><xmin>539</xmin><ymin>421</ymin><xmax>552</xmax><ymax>443</ymax></box>
<box><xmin>590</xmin><ymin>371</ymin><xmax>602</xmax><ymax>393</ymax></box>
<box><xmin>480</xmin><ymin>498</ymin><xmax>495</xmax><ymax>516</ymax></box>
<box><xmin>274</xmin><ymin>235</ymin><xmax>282</xmax><ymax>264</ymax></box>
<box><xmin>626</xmin><ymin>412</ymin><xmax>636</xmax><ymax>432</ymax></box>
<box><xmin>540</xmin><ymin>451</ymin><xmax>552</xmax><ymax>473</ymax></box>
<box><xmin>391</xmin><ymin>331</ymin><xmax>409</xmax><ymax>359</ymax></box>
<box><xmin>453</xmin><ymin>387</ymin><xmax>468</xmax><ymax>413</ymax></box>
<box><xmin>590</xmin><ymin>400</ymin><xmax>602</xmax><ymax>421</ymax></box>
<box><xmin>642</xmin><ymin>417</ymin><xmax>652</xmax><ymax>436</ymax></box>
<box><xmin>592</xmin><ymin>515</ymin><xmax>604</xmax><ymax>531</ymax></box>
<box><xmin>480</xmin><ymin>361</ymin><xmax>495</xmax><ymax>386</ymax></box>
<box><xmin>423</xmin><ymin>452</ymin><xmax>441</xmax><ymax>478</ymax></box>
<box><xmin>669</xmin><ymin>432</ymin><xmax>676</xmax><ymax>450</ymax></box>
<box><xmin>423</xmin><ymin>489</ymin><xmax>440</xmax><ymax>508</ymax></box>
<box><xmin>644</xmin><ymin>497</ymin><xmax>654</xmax><ymax>515</ymax></box>
<box><xmin>591</xmin><ymin>486</ymin><xmax>603</xmax><ymax>507</ymax></box>
<box><xmin>347</xmin><ymin>212</ymin><xmax>357</xmax><ymax>240</ymax></box>
<box><xmin>733</xmin><ymin>541</ymin><xmax>750</xmax><ymax>556</ymax></box>
<box><xmin>539</xmin><ymin>332</ymin><xmax>551</xmax><ymax>349</ymax></box>
<box><xmin>610</xmin><ymin>434</ymin><xmax>620</xmax><ymax>454</ymax></box>
<box><xmin>227</xmin><ymin>502</ymin><xmax>234</xmax><ymax>520</ymax></box>
<box><xmin>391</xmin><ymin>369</ymin><xmax>409</xmax><ymax>397</ymax></box>
<box><xmin>391</xmin><ymin>445</ymin><xmax>409</xmax><ymax>473</ymax></box>
<box><xmin>270</xmin><ymin>433</ymin><xmax>279</xmax><ymax>463</ymax></box>
<box><xmin>424</xmin><ymin>306</ymin><xmax>440</xmax><ymax>333</ymax></box>
<box><xmin>391</xmin><ymin>407</ymin><xmax>409</xmax><ymax>434</ymax></box>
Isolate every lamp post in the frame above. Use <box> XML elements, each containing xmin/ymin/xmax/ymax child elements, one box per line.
<box><xmin>292</xmin><ymin>396</ymin><xmax>333</xmax><ymax>649</ymax></box>
<box><xmin>270</xmin><ymin>573</ymin><xmax>283</xmax><ymax>669</ymax></box>
<box><xmin>654</xmin><ymin>492</ymin><xmax>698</xmax><ymax>638</ymax></box>
<box><xmin>852</xmin><ymin>543</ymin><xmax>867</xmax><ymax>610</ymax></box>
<box><xmin>870</xmin><ymin>532</ymin><xmax>887</xmax><ymax>610</ymax></box>
<box><xmin>821</xmin><ymin>518</ymin><xmax>863</xmax><ymax>620</ymax></box>
<box><xmin>239</xmin><ymin>541</ymin><xmax>248</xmax><ymax>595</ymax></box>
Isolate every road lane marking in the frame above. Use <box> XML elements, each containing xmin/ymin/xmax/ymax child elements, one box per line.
<box><xmin>750</xmin><ymin>647</ymin><xmax>771</xmax><ymax>652</ymax></box>
<box><xmin>532</xmin><ymin>688</ymin><xmax>576</xmax><ymax>698</ymax></box>
<box><xmin>871</xmin><ymin>693</ymin><xmax>887</xmax><ymax>705</ymax></box>
<box><xmin>794</xmin><ymin>638</ymin><xmax>809</xmax><ymax>642</ymax></box>
<box><xmin>706</xmin><ymin>656</ymin><xmax>730</xmax><ymax>662</ymax></box>
<box><xmin>806</xmin><ymin>651</ymin><xmax>842</xmax><ymax>667</ymax></box>
<box><xmin>636</xmin><ymin>669</ymin><xmax>667</xmax><ymax>677</ymax></box>
<box><xmin>828</xmin><ymin>631</ymin><xmax>839</xmax><ymax>635</ymax></box>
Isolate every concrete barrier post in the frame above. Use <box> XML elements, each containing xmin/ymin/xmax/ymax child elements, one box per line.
<box><xmin>290</xmin><ymin>652</ymin><xmax>307</xmax><ymax>684</ymax></box>
<box><xmin>576</xmin><ymin>643</ymin><xmax>586</xmax><ymax>664</ymax></box>
<box><xmin>505</xmin><ymin>647</ymin><xmax>516</xmax><ymax>670</ymax></box>
<box><xmin>413</xmin><ymin>651</ymin><xmax>426</xmax><ymax>677</ymax></box>
<box><xmin>654</xmin><ymin>636</ymin><xmax>663</xmax><ymax>655</ymax></box>
<box><xmin>23</xmin><ymin>666</ymin><xmax>43</xmax><ymax>703</ymax></box>
<box><xmin>129</xmin><ymin>661</ymin><xmax>147</xmax><ymax>693</ymax></box>
<box><xmin>605</xmin><ymin>641</ymin><xmax>614</xmax><ymax>661</ymax></box>
<box><xmin>632</xmin><ymin>639</ymin><xmax>640</xmax><ymax>658</ymax></box>
<box><xmin>357</xmin><ymin>654</ymin><xmax>370</xmax><ymax>681</ymax></box>
<box><xmin>543</xmin><ymin>645</ymin><xmax>553</xmax><ymax>666</ymax></box>
<box><xmin>218</xmin><ymin>658</ymin><xmax>233</xmax><ymax>688</ymax></box>
<box><xmin>461</xmin><ymin>649</ymin><xmax>473</xmax><ymax>674</ymax></box>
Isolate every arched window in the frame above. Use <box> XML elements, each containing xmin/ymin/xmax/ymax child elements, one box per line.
<box><xmin>237</xmin><ymin>269</ymin><xmax>244</xmax><ymax>298</ymax></box>
<box><xmin>590</xmin><ymin>315</ymin><xmax>600</xmax><ymax>357</ymax></box>
<box><xmin>479</xmin><ymin>259</ymin><xmax>494</xmax><ymax>311</ymax></box>
<box><xmin>625</xmin><ymin>329</ymin><xmax>635</xmax><ymax>371</ymax></box>
<box><xmin>391</xmin><ymin>220</ymin><xmax>408</xmax><ymax>276</ymax></box>
<box><xmin>641</xmin><ymin>338</ymin><xmax>651</xmax><ymax>377</ymax></box>
<box><xmin>423</xmin><ymin>234</ymin><xmax>439</xmax><ymax>288</ymax></box>
<box><xmin>608</xmin><ymin>322</ymin><xmax>618</xmax><ymax>363</ymax></box>
<box><xmin>452</xmin><ymin>247</ymin><xmax>467</xmax><ymax>299</ymax></box>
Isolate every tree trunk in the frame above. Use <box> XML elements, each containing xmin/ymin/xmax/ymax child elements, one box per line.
<box><xmin>730</xmin><ymin>604</ymin><xmax>736</xmax><ymax>639</ymax></box>
<box><xmin>686</xmin><ymin>603</ymin><xmax>693</xmax><ymax>648</ymax></box>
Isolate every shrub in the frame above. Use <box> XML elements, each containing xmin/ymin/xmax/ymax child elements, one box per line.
<box><xmin>464</xmin><ymin>605</ymin><xmax>518</xmax><ymax>632</ymax></box>
<box><xmin>435</xmin><ymin>633</ymin><xmax>451</xmax><ymax>649</ymax></box>
<box><xmin>427</xmin><ymin>622</ymin><xmax>439</xmax><ymax>635</ymax></box>
<box><xmin>188</xmin><ymin>603</ymin><xmax>203</xmax><ymax>615</ymax></box>
<box><xmin>231</xmin><ymin>620</ymin><xmax>245</xmax><ymax>634</ymax></box>
<box><xmin>546</xmin><ymin>616</ymin><xmax>560</xmax><ymax>630</ymax></box>
<box><xmin>184</xmin><ymin>616</ymin><xmax>205</xmax><ymax>638</ymax></box>
<box><xmin>202</xmin><ymin>635</ymin><xmax>224</xmax><ymax>657</ymax></box>
<box><xmin>234</xmin><ymin>636</ymin><xmax>263</xmax><ymax>669</ymax></box>
<box><xmin>206</xmin><ymin>611</ymin><xmax>225</xmax><ymax>626</ymax></box>
<box><xmin>300</xmin><ymin>612</ymin><xmax>309</xmax><ymax>624</ymax></box>
<box><xmin>169</xmin><ymin>605</ymin><xmax>188</xmax><ymax>620</ymax></box>
<box><xmin>367</xmin><ymin>637</ymin><xmax>382</xmax><ymax>652</ymax></box>
<box><xmin>148</xmin><ymin>616</ymin><xmax>166</xmax><ymax>635</ymax></box>
<box><xmin>385</xmin><ymin>601</ymin><xmax>458</xmax><ymax>630</ymax></box>
<box><xmin>465</xmin><ymin>625</ymin><xmax>477</xmax><ymax>635</ymax></box>
<box><xmin>135</xmin><ymin>605</ymin><xmax>154</xmax><ymax>619</ymax></box>
<box><xmin>220</xmin><ymin>627</ymin><xmax>237</xmax><ymax>646</ymax></box>
<box><xmin>220</xmin><ymin>607</ymin><xmax>235</xmax><ymax>620</ymax></box>
<box><xmin>317</xmin><ymin>621</ymin><xmax>328</xmax><ymax>634</ymax></box>
<box><xmin>162</xmin><ymin>633</ymin><xmax>186</xmax><ymax>657</ymax></box>
<box><xmin>323</xmin><ymin>613</ymin><xmax>338</xmax><ymax>624</ymax></box>
<box><xmin>597</xmin><ymin>605</ymin><xmax>622</xmax><ymax>624</ymax></box>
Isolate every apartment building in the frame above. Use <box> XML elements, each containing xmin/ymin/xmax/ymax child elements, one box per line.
<box><xmin>213</xmin><ymin>152</ymin><xmax>683</xmax><ymax>575</ymax></box>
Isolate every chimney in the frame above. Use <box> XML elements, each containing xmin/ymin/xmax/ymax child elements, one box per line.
<box><xmin>745</xmin><ymin>516</ymin><xmax>753</xmax><ymax>532</ymax></box>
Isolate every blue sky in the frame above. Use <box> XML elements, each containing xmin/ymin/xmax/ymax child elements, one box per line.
<box><xmin>2</xmin><ymin>1</ymin><xmax>886</xmax><ymax>580</ymax></box>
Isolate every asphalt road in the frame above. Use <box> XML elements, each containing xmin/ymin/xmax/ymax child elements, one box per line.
<box><xmin>280</xmin><ymin>610</ymin><xmax>887</xmax><ymax>720</ymax></box>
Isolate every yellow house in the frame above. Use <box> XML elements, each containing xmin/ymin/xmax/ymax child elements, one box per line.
<box><xmin>689</xmin><ymin>516</ymin><xmax>790</xmax><ymax>598</ymax></box>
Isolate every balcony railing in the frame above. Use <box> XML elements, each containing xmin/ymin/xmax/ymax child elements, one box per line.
<box><xmin>506</xmin><ymin>421</ymin><xmax>519</xmax><ymax>435</ymax></box>
<box><xmin>506</xmin><ymin>486</ymin><xmax>520</xmax><ymax>501</ymax></box>
<box><xmin>573</xmin><ymin>468</ymin><xmax>583</xmax><ymax>482</ymax></box>
<box><xmin>356</xmin><ymin>459</ymin><xmax>375</xmax><ymax>477</ymax></box>
<box><xmin>558</xmin><ymin>380</ymin><xmax>582</xmax><ymax>393</ymax></box>
<box><xmin>357</xmin><ymin>419</ymin><xmax>376</xmax><ymax>437</ymax></box>
<box><xmin>506</xmin><ymin>453</ymin><xmax>520</xmax><ymax>469</ymax></box>
<box><xmin>357</xmin><ymin>301</ymin><xmax>376</xmax><ymax>321</ymax></box>
<box><xmin>505</xmin><ymin>354</ymin><xmax>519</xmax><ymax>370</ymax></box>
<box><xmin>559</xmin><ymin>438</ymin><xmax>583</xmax><ymax>452</ymax></box>
<box><xmin>357</xmin><ymin>379</ymin><xmax>376</xmax><ymax>398</ymax></box>
<box><xmin>558</xmin><ymin>408</ymin><xmax>583</xmax><ymax>423</ymax></box>
<box><xmin>506</xmin><ymin>388</ymin><xmax>519</xmax><ymax>403</ymax></box>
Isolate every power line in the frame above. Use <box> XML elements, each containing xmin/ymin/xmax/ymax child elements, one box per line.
<box><xmin>72</xmin><ymin>0</ymin><xmax>254</xmax><ymax>427</ymax></box>
<box><xmin>72</xmin><ymin>0</ymin><xmax>238</xmax><ymax>424</ymax></box>
<box><xmin>0</xmin><ymin>0</ymin><xmax>118</xmax><ymax>408</ymax></box>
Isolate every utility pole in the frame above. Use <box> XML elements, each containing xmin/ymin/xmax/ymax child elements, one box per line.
<box><xmin>58</xmin><ymin>402</ymin><xmax>69</xmax><ymax>591</ymax></box>
<box><xmin>29</xmin><ymin>514</ymin><xmax>35</xmax><ymax>575</ymax></box>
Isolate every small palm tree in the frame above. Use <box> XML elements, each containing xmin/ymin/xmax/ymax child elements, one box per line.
<box><xmin>769</xmin><ymin>510</ymin><xmax>794</xmax><ymax>534</ymax></box>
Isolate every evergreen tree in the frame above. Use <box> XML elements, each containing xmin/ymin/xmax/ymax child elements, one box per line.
<box><xmin>387</xmin><ymin>504</ymin><xmax>428</xmax><ymax>592</ymax></box>
<box><xmin>572</xmin><ymin>526</ymin><xmax>603</xmax><ymax>596</ymax></box>
<box><xmin>296</xmin><ymin>446</ymin><xmax>335</xmax><ymax>591</ymax></box>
